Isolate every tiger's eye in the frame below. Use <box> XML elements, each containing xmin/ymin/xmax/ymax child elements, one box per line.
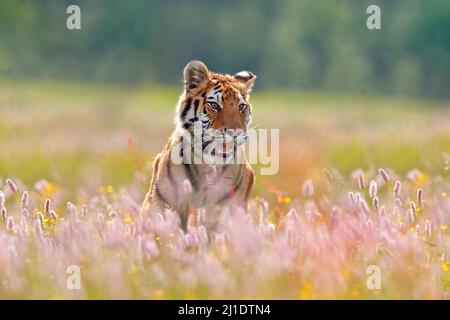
<box><xmin>238</xmin><ymin>103</ymin><xmax>248</xmax><ymax>112</ymax></box>
<box><xmin>208</xmin><ymin>102</ymin><xmax>221</xmax><ymax>112</ymax></box>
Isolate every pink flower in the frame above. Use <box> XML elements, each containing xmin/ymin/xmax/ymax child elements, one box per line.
<box><xmin>142</xmin><ymin>237</ymin><xmax>159</xmax><ymax>260</ymax></box>
<box><xmin>0</xmin><ymin>191</ymin><xmax>4</xmax><ymax>207</ymax></box>
<box><xmin>369</xmin><ymin>180</ymin><xmax>377</xmax><ymax>198</ymax></box>
<box><xmin>393</xmin><ymin>180</ymin><xmax>401</xmax><ymax>198</ymax></box>
<box><xmin>49</xmin><ymin>210</ymin><xmax>58</xmax><ymax>220</ymax></box>
<box><xmin>417</xmin><ymin>188</ymin><xmax>423</xmax><ymax>208</ymax></box>
<box><xmin>424</xmin><ymin>220</ymin><xmax>432</xmax><ymax>238</ymax></box>
<box><xmin>372</xmin><ymin>197</ymin><xmax>379</xmax><ymax>210</ymax></box>
<box><xmin>44</xmin><ymin>199</ymin><xmax>51</xmax><ymax>213</ymax></box>
<box><xmin>6</xmin><ymin>216</ymin><xmax>14</xmax><ymax>232</ymax></box>
<box><xmin>5</xmin><ymin>178</ymin><xmax>17</xmax><ymax>194</ymax></box>
<box><xmin>302</xmin><ymin>179</ymin><xmax>314</xmax><ymax>197</ymax></box>
<box><xmin>378</xmin><ymin>168</ymin><xmax>390</xmax><ymax>183</ymax></box>
<box><xmin>21</xmin><ymin>191</ymin><xmax>29</xmax><ymax>208</ymax></box>
<box><xmin>81</xmin><ymin>204</ymin><xmax>88</xmax><ymax>217</ymax></box>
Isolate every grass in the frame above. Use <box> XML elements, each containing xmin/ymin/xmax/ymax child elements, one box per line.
<box><xmin>0</xmin><ymin>79</ymin><xmax>449</xmax><ymax>299</ymax></box>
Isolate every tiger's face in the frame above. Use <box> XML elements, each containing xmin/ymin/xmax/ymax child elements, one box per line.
<box><xmin>176</xmin><ymin>61</ymin><xmax>256</xmax><ymax>164</ymax></box>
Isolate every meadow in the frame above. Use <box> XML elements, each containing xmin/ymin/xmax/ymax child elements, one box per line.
<box><xmin>0</xmin><ymin>80</ymin><xmax>449</xmax><ymax>299</ymax></box>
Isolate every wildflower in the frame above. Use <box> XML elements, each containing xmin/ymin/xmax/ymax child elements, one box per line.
<box><xmin>123</xmin><ymin>215</ymin><xmax>132</xmax><ymax>224</ymax></box>
<box><xmin>407</xmin><ymin>169</ymin><xmax>421</xmax><ymax>182</ymax></box>
<box><xmin>264</xmin><ymin>223</ymin><xmax>275</xmax><ymax>237</ymax></box>
<box><xmin>259</xmin><ymin>199</ymin><xmax>269</xmax><ymax>216</ymax></box>
<box><xmin>0</xmin><ymin>191</ymin><xmax>4</xmax><ymax>207</ymax></box>
<box><xmin>1</xmin><ymin>207</ymin><xmax>6</xmax><ymax>221</ymax></box>
<box><xmin>393</xmin><ymin>205</ymin><xmax>399</xmax><ymax>217</ymax></box>
<box><xmin>97</xmin><ymin>213</ymin><xmax>105</xmax><ymax>225</ymax></box>
<box><xmin>109</xmin><ymin>211</ymin><xmax>118</xmax><ymax>218</ymax></box>
<box><xmin>81</xmin><ymin>204</ymin><xmax>88</xmax><ymax>217</ymax></box>
<box><xmin>357</xmin><ymin>172</ymin><xmax>366</xmax><ymax>189</ymax></box>
<box><xmin>6</xmin><ymin>216</ymin><xmax>14</xmax><ymax>231</ymax></box>
<box><xmin>49</xmin><ymin>210</ymin><xmax>58</xmax><ymax>220</ymax></box>
<box><xmin>415</xmin><ymin>224</ymin><xmax>421</xmax><ymax>236</ymax></box>
<box><xmin>22</xmin><ymin>208</ymin><xmax>31</xmax><ymax>218</ymax></box>
<box><xmin>37</xmin><ymin>212</ymin><xmax>44</xmax><ymax>226</ymax></box>
<box><xmin>323</xmin><ymin>168</ymin><xmax>334</xmax><ymax>183</ymax></box>
<box><xmin>287</xmin><ymin>208</ymin><xmax>298</xmax><ymax>223</ymax></box>
<box><xmin>444</xmin><ymin>153</ymin><xmax>450</xmax><ymax>171</ymax></box>
<box><xmin>331</xmin><ymin>206</ymin><xmax>340</xmax><ymax>228</ymax></box>
<box><xmin>35</xmin><ymin>221</ymin><xmax>42</xmax><ymax>237</ymax></box>
<box><xmin>348</xmin><ymin>192</ymin><xmax>356</xmax><ymax>205</ymax></box>
<box><xmin>359</xmin><ymin>199</ymin><xmax>370</xmax><ymax>214</ymax></box>
<box><xmin>306</xmin><ymin>209</ymin><xmax>321</xmax><ymax>221</ymax></box>
<box><xmin>286</xmin><ymin>225</ymin><xmax>295</xmax><ymax>246</ymax></box>
<box><xmin>379</xmin><ymin>206</ymin><xmax>387</xmax><ymax>218</ymax></box>
<box><xmin>142</xmin><ymin>238</ymin><xmax>159</xmax><ymax>259</ymax></box>
<box><xmin>302</xmin><ymin>179</ymin><xmax>314</xmax><ymax>197</ymax></box>
<box><xmin>5</xmin><ymin>178</ymin><xmax>17</xmax><ymax>194</ymax></box>
<box><xmin>393</xmin><ymin>180</ymin><xmax>401</xmax><ymax>198</ymax></box>
<box><xmin>21</xmin><ymin>191</ymin><xmax>29</xmax><ymax>208</ymax></box>
<box><xmin>409</xmin><ymin>201</ymin><xmax>416</xmax><ymax>215</ymax></box>
<box><xmin>44</xmin><ymin>199</ymin><xmax>51</xmax><ymax>213</ymax></box>
<box><xmin>394</xmin><ymin>197</ymin><xmax>403</xmax><ymax>207</ymax></box>
<box><xmin>441</xmin><ymin>261</ymin><xmax>449</xmax><ymax>272</ymax></box>
<box><xmin>378</xmin><ymin>168</ymin><xmax>390</xmax><ymax>183</ymax></box>
<box><xmin>417</xmin><ymin>188</ymin><xmax>423</xmax><ymax>208</ymax></box>
<box><xmin>183</xmin><ymin>179</ymin><xmax>192</xmax><ymax>194</ymax></box>
<box><xmin>372</xmin><ymin>197</ymin><xmax>379</xmax><ymax>210</ymax></box>
<box><xmin>424</xmin><ymin>220</ymin><xmax>432</xmax><ymax>238</ymax></box>
<box><xmin>406</xmin><ymin>208</ymin><xmax>415</xmax><ymax>224</ymax></box>
<box><xmin>369</xmin><ymin>180</ymin><xmax>377</xmax><ymax>198</ymax></box>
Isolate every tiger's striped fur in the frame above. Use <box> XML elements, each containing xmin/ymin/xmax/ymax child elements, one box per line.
<box><xmin>141</xmin><ymin>61</ymin><xmax>256</xmax><ymax>230</ymax></box>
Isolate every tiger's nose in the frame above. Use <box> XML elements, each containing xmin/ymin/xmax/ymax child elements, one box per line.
<box><xmin>223</xmin><ymin>129</ymin><xmax>244</xmax><ymax>141</ymax></box>
<box><xmin>224</xmin><ymin>129</ymin><xmax>240</xmax><ymax>137</ymax></box>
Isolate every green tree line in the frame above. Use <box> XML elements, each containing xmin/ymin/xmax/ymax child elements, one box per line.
<box><xmin>0</xmin><ymin>0</ymin><xmax>449</xmax><ymax>98</ymax></box>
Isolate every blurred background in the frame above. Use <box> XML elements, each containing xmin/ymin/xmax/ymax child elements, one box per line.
<box><xmin>0</xmin><ymin>0</ymin><xmax>449</xmax><ymax>200</ymax></box>
<box><xmin>1</xmin><ymin>0</ymin><xmax>449</xmax><ymax>97</ymax></box>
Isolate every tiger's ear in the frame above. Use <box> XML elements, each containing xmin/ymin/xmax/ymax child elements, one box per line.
<box><xmin>234</xmin><ymin>71</ymin><xmax>256</xmax><ymax>92</ymax></box>
<box><xmin>183</xmin><ymin>60</ymin><xmax>210</xmax><ymax>91</ymax></box>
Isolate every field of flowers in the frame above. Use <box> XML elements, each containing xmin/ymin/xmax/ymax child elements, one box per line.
<box><xmin>0</xmin><ymin>80</ymin><xmax>449</xmax><ymax>299</ymax></box>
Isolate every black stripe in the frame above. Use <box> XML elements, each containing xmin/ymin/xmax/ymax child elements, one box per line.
<box><xmin>180</xmin><ymin>98</ymin><xmax>192</xmax><ymax>121</ymax></box>
<box><xmin>193</xmin><ymin>99</ymin><xmax>199</xmax><ymax>121</ymax></box>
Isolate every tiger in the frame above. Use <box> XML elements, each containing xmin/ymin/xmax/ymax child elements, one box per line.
<box><xmin>141</xmin><ymin>60</ymin><xmax>256</xmax><ymax>230</ymax></box>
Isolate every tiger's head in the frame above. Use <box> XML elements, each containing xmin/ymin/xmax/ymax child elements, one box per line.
<box><xmin>176</xmin><ymin>60</ymin><xmax>256</xmax><ymax>164</ymax></box>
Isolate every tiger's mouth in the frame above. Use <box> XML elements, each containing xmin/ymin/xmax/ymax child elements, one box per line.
<box><xmin>213</xmin><ymin>141</ymin><xmax>235</xmax><ymax>157</ymax></box>
<box><xmin>202</xmin><ymin>139</ymin><xmax>236</xmax><ymax>159</ymax></box>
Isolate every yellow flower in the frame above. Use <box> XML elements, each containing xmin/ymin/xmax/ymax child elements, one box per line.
<box><xmin>123</xmin><ymin>215</ymin><xmax>132</xmax><ymax>224</ymax></box>
<box><xmin>416</xmin><ymin>172</ymin><xmax>426</xmax><ymax>184</ymax></box>
<box><xmin>43</xmin><ymin>182</ymin><xmax>57</xmax><ymax>196</ymax></box>
<box><xmin>442</xmin><ymin>261</ymin><xmax>449</xmax><ymax>272</ymax></box>
<box><xmin>99</xmin><ymin>185</ymin><xmax>114</xmax><ymax>193</ymax></box>
<box><xmin>441</xmin><ymin>224</ymin><xmax>448</xmax><ymax>231</ymax></box>
<box><xmin>283</xmin><ymin>196</ymin><xmax>291</xmax><ymax>204</ymax></box>
<box><xmin>151</xmin><ymin>290</ymin><xmax>165</xmax><ymax>300</ymax></box>
<box><xmin>299</xmin><ymin>283</ymin><xmax>313</xmax><ymax>299</ymax></box>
